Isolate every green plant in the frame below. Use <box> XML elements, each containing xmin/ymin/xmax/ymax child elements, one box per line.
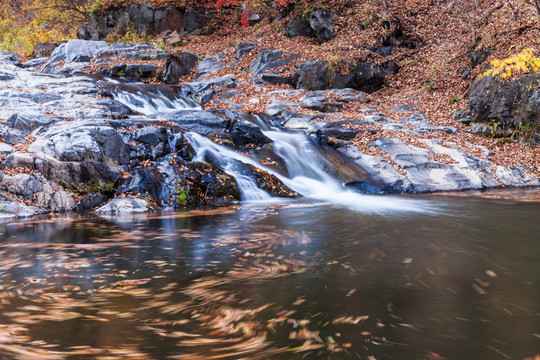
<box><xmin>89</xmin><ymin>0</ymin><xmax>102</xmax><ymax>14</ymax></box>
<box><xmin>176</xmin><ymin>185</ymin><xmax>187</xmax><ymax>207</ymax></box>
<box><xmin>450</xmin><ymin>96</ymin><xmax>462</xmax><ymax>104</ymax></box>
<box><xmin>153</xmin><ymin>38</ymin><xmax>168</xmax><ymax>52</ymax></box>
<box><xmin>117</xmin><ymin>70</ymin><xmax>125</xmax><ymax>77</ymax></box>
<box><xmin>0</xmin><ymin>205</ymin><xmax>6</xmax><ymax>212</ymax></box>
<box><xmin>404</xmin><ymin>59</ymin><xmax>415</xmax><ymax>65</ymax></box>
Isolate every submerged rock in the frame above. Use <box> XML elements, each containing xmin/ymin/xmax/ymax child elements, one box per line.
<box><xmin>95</xmin><ymin>198</ymin><xmax>150</xmax><ymax>214</ymax></box>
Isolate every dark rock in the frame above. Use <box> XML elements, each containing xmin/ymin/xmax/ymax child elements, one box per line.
<box><xmin>125</xmin><ymin>64</ymin><xmax>158</xmax><ymax>79</ymax></box>
<box><xmin>469</xmin><ymin>123</ymin><xmax>492</xmax><ymax>136</ymax></box>
<box><xmin>164</xmin><ymin>110</ymin><xmax>231</xmax><ymax>135</ymax></box>
<box><xmin>182</xmin><ymin>75</ymin><xmax>236</xmax><ymax>104</ymax></box>
<box><xmin>181</xmin><ymin>9</ymin><xmax>211</xmax><ymax>35</ymax></box>
<box><xmin>290</xmin><ymin>61</ymin><xmax>328</xmax><ymax>90</ymax></box>
<box><xmin>308</xmin><ymin>10</ymin><xmax>336</xmax><ymax>43</ymax></box>
<box><xmin>230</xmin><ymin>120</ymin><xmax>271</xmax><ymax>147</ymax></box>
<box><xmin>354</xmin><ymin>62</ymin><xmax>385</xmax><ymax>92</ymax></box>
<box><xmin>134</xmin><ymin>126</ymin><xmax>167</xmax><ymax>146</ymax></box>
<box><xmin>159</xmin><ymin>52</ymin><xmax>198</xmax><ymax>84</ymax></box>
<box><xmin>80</xmin><ymin>193</ymin><xmax>105</xmax><ymax>209</ymax></box>
<box><xmin>117</xmin><ymin>168</ymin><xmax>167</xmax><ymax>203</ymax></box>
<box><xmin>249</xmin><ymin>49</ymin><xmax>301</xmax><ymax>75</ymax></box>
<box><xmin>287</xmin><ymin>17</ymin><xmax>314</xmax><ymax>38</ymax></box>
<box><xmin>236</xmin><ymin>42</ymin><xmax>258</xmax><ymax>59</ymax></box>
<box><xmin>33</xmin><ymin>42</ymin><xmax>60</xmax><ymax>58</ymax></box>
<box><xmin>464</xmin><ymin>72</ymin><xmax>540</xmax><ymax>142</ymax></box>
<box><xmin>77</xmin><ymin>24</ymin><xmax>92</xmax><ymax>40</ymax></box>
<box><xmin>22</xmin><ymin>58</ymin><xmax>48</xmax><ymax>69</ymax></box>
<box><xmin>86</xmin><ymin>3</ymin><xmax>185</xmax><ymax>40</ymax></box>
<box><xmin>366</xmin><ymin>46</ymin><xmax>395</xmax><ymax>57</ymax></box>
<box><xmin>195</xmin><ymin>55</ymin><xmax>223</xmax><ymax>79</ymax></box>
<box><xmin>260</xmin><ymin>73</ymin><xmax>292</xmax><ymax>85</ymax></box>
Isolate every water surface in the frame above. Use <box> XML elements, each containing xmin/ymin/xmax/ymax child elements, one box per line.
<box><xmin>0</xmin><ymin>191</ymin><xmax>538</xmax><ymax>359</ymax></box>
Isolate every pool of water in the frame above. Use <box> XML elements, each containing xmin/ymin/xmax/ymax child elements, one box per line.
<box><xmin>0</xmin><ymin>190</ymin><xmax>538</xmax><ymax>359</ymax></box>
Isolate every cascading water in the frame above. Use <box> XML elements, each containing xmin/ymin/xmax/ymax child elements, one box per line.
<box><xmin>104</xmin><ymin>78</ymin><xmax>201</xmax><ymax>115</ymax></box>
<box><xmin>110</xmin><ymin>81</ymin><xmax>431</xmax><ymax>213</ymax></box>
<box><xmin>187</xmin><ymin>122</ymin><xmax>430</xmax><ymax>213</ymax></box>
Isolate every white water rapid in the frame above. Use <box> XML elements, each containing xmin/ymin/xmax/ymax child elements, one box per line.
<box><xmin>112</xmin><ymin>83</ymin><xmax>433</xmax><ymax>214</ymax></box>
<box><xmin>186</xmin><ymin>125</ymin><xmax>430</xmax><ymax>213</ymax></box>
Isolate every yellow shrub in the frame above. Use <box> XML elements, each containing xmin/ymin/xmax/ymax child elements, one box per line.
<box><xmin>479</xmin><ymin>48</ymin><xmax>540</xmax><ymax>80</ymax></box>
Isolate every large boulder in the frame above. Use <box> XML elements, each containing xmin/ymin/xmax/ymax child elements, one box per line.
<box><xmin>457</xmin><ymin>72</ymin><xmax>540</xmax><ymax>143</ymax></box>
<box><xmin>28</xmin><ymin>120</ymin><xmax>130</xmax><ymax>165</ymax></box>
<box><xmin>287</xmin><ymin>9</ymin><xmax>335</xmax><ymax>43</ymax></box>
<box><xmin>181</xmin><ymin>9</ymin><xmax>211</xmax><ymax>35</ymax></box>
<box><xmin>249</xmin><ymin>49</ymin><xmax>300</xmax><ymax>75</ymax></box>
<box><xmin>40</xmin><ymin>40</ymin><xmax>108</xmax><ymax>73</ymax></box>
<box><xmin>291</xmin><ymin>60</ymin><xmax>385</xmax><ymax>92</ymax></box>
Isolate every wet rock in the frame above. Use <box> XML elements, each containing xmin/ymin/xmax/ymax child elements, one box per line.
<box><xmin>163</xmin><ymin>110</ymin><xmax>230</xmax><ymax>136</ymax></box>
<box><xmin>159</xmin><ymin>52</ymin><xmax>198</xmax><ymax>84</ymax></box>
<box><xmin>0</xmin><ymin>193</ymin><xmax>42</xmax><ymax>219</ymax></box>
<box><xmin>134</xmin><ymin>126</ymin><xmax>167</xmax><ymax>146</ymax></box>
<box><xmin>33</xmin><ymin>42</ymin><xmax>60</xmax><ymax>58</ymax></box>
<box><xmin>0</xmin><ymin>172</ymin><xmax>77</xmax><ymax>212</ymax></box>
<box><xmin>117</xmin><ymin>168</ymin><xmax>167</xmax><ymax>203</ymax></box>
<box><xmin>249</xmin><ymin>49</ymin><xmax>301</xmax><ymax>75</ymax></box>
<box><xmin>195</xmin><ymin>55</ymin><xmax>224</xmax><ymax>79</ymax></box>
<box><xmin>29</xmin><ymin>120</ymin><xmax>130</xmax><ymax>165</ymax></box>
<box><xmin>95</xmin><ymin>198</ymin><xmax>150</xmax><ymax>214</ymax></box>
<box><xmin>183</xmin><ymin>75</ymin><xmax>236</xmax><ymax>104</ymax></box>
<box><xmin>230</xmin><ymin>120</ymin><xmax>271</xmax><ymax>147</ymax></box>
<box><xmin>181</xmin><ymin>9</ymin><xmax>211</xmax><ymax>35</ymax></box>
<box><xmin>236</xmin><ymin>42</ymin><xmax>258</xmax><ymax>59</ymax></box>
<box><xmin>308</xmin><ymin>9</ymin><xmax>336</xmax><ymax>43</ymax></box>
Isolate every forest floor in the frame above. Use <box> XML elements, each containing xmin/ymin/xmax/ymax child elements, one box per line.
<box><xmin>117</xmin><ymin>0</ymin><xmax>540</xmax><ymax>177</ymax></box>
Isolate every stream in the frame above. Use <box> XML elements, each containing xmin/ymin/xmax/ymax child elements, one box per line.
<box><xmin>0</xmin><ymin>192</ymin><xmax>538</xmax><ymax>359</ymax></box>
<box><xmin>0</xmin><ymin>79</ymin><xmax>538</xmax><ymax>359</ymax></box>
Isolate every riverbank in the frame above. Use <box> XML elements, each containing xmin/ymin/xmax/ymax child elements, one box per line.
<box><xmin>0</xmin><ymin>0</ymin><xmax>539</xmax><ymax>219</ymax></box>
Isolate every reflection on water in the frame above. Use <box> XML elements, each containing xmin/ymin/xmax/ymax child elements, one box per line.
<box><xmin>0</xmin><ymin>192</ymin><xmax>539</xmax><ymax>359</ymax></box>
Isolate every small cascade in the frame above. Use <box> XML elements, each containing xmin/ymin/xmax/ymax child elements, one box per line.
<box><xmin>110</xmin><ymin>84</ymin><xmax>430</xmax><ymax>213</ymax></box>
<box><xmin>186</xmin><ymin>133</ymin><xmax>271</xmax><ymax>201</ymax></box>
<box><xmin>188</xmin><ymin>118</ymin><xmax>429</xmax><ymax>213</ymax></box>
<box><xmin>104</xmin><ymin>79</ymin><xmax>200</xmax><ymax>115</ymax></box>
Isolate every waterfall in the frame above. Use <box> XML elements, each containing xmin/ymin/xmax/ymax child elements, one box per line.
<box><xmin>111</xmin><ymin>82</ymin><xmax>431</xmax><ymax>213</ymax></box>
